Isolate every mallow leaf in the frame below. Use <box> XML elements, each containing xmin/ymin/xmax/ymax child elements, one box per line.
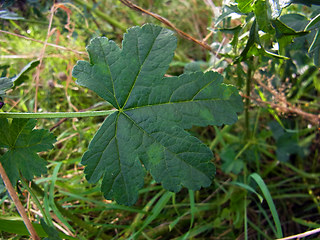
<box><xmin>72</xmin><ymin>24</ymin><xmax>243</xmax><ymax>205</ymax></box>
<box><xmin>0</xmin><ymin>119</ymin><xmax>56</xmax><ymax>185</ymax></box>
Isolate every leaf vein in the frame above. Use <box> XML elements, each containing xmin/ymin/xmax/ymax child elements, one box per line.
<box><xmin>121</xmin><ymin>31</ymin><xmax>160</xmax><ymax>109</ymax></box>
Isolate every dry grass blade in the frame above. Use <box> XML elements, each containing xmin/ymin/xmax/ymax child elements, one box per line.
<box><xmin>277</xmin><ymin>227</ymin><xmax>320</xmax><ymax>240</ymax></box>
<box><xmin>33</xmin><ymin>5</ymin><xmax>55</xmax><ymax>112</ymax></box>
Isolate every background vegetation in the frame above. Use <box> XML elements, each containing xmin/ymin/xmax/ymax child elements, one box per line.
<box><xmin>0</xmin><ymin>0</ymin><xmax>319</xmax><ymax>239</ymax></box>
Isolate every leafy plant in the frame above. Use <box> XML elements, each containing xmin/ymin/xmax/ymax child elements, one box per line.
<box><xmin>0</xmin><ymin>118</ymin><xmax>56</xmax><ymax>185</ymax></box>
<box><xmin>72</xmin><ymin>24</ymin><xmax>243</xmax><ymax>205</ymax></box>
<box><xmin>0</xmin><ymin>0</ymin><xmax>319</xmax><ymax>239</ymax></box>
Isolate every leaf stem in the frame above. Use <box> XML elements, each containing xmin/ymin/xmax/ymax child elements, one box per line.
<box><xmin>0</xmin><ymin>162</ymin><xmax>40</xmax><ymax>240</ymax></box>
<box><xmin>0</xmin><ymin>110</ymin><xmax>116</xmax><ymax>119</ymax></box>
<box><xmin>245</xmin><ymin>60</ymin><xmax>253</xmax><ymax>139</ymax></box>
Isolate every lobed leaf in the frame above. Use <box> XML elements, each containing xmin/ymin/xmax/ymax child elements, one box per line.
<box><xmin>72</xmin><ymin>24</ymin><xmax>243</xmax><ymax>205</ymax></box>
<box><xmin>0</xmin><ymin>119</ymin><xmax>56</xmax><ymax>185</ymax></box>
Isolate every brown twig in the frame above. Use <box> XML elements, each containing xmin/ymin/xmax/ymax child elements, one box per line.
<box><xmin>119</xmin><ymin>0</ymin><xmax>232</xmax><ymax>63</ymax></box>
<box><xmin>0</xmin><ymin>162</ymin><xmax>40</xmax><ymax>240</ymax></box>
<box><xmin>34</xmin><ymin>5</ymin><xmax>57</xmax><ymax>113</ymax></box>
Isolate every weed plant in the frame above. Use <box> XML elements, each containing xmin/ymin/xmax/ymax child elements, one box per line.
<box><xmin>0</xmin><ymin>0</ymin><xmax>319</xmax><ymax>239</ymax></box>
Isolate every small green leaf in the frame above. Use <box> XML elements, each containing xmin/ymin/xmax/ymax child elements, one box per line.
<box><xmin>284</xmin><ymin>0</ymin><xmax>320</xmax><ymax>6</ymax></box>
<box><xmin>0</xmin><ymin>77</ymin><xmax>13</xmax><ymax>96</ymax></box>
<box><xmin>72</xmin><ymin>24</ymin><xmax>243</xmax><ymax>205</ymax></box>
<box><xmin>215</xmin><ymin>5</ymin><xmax>243</xmax><ymax>27</ymax></box>
<box><xmin>254</xmin><ymin>0</ymin><xmax>274</xmax><ymax>33</ymax></box>
<box><xmin>41</xmin><ymin>219</ymin><xmax>62</xmax><ymax>240</ymax></box>
<box><xmin>0</xmin><ymin>10</ymin><xmax>24</xmax><ymax>20</ymax></box>
<box><xmin>236</xmin><ymin>0</ymin><xmax>254</xmax><ymax>13</ymax></box>
<box><xmin>220</xmin><ymin>148</ymin><xmax>244</xmax><ymax>174</ymax></box>
<box><xmin>12</xmin><ymin>60</ymin><xmax>40</xmax><ymax>87</ymax></box>
<box><xmin>305</xmin><ymin>13</ymin><xmax>320</xmax><ymax>31</ymax></box>
<box><xmin>0</xmin><ymin>119</ymin><xmax>56</xmax><ymax>185</ymax></box>
<box><xmin>268</xmin><ymin>121</ymin><xmax>303</xmax><ymax>162</ymax></box>
<box><xmin>272</xmin><ymin>19</ymin><xmax>309</xmax><ymax>55</ymax></box>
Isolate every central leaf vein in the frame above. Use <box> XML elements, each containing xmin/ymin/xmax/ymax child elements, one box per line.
<box><xmin>98</xmin><ymin>39</ymin><xmax>119</xmax><ymax>109</ymax></box>
<box><xmin>121</xmin><ymin>31</ymin><xmax>160</xmax><ymax>109</ymax></box>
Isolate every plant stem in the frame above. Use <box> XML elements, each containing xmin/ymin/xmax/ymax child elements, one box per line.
<box><xmin>245</xmin><ymin>60</ymin><xmax>253</xmax><ymax>139</ymax></box>
<box><xmin>20</xmin><ymin>178</ymin><xmax>53</xmax><ymax>227</ymax></box>
<box><xmin>0</xmin><ymin>163</ymin><xmax>40</xmax><ymax>240</ymax></box>
<box><xmin>0</xmin><ymin>110</ymin><xmax>116</xmax><ymax>119</ymax></box>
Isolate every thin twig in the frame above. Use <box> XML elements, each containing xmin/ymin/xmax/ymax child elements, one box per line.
<box><xmin>34</xmin><ymin>5</ymin><xmax>56</xmax><ymax>113</ymax></box>
<box><xmin>119</xmin><ymin>0</ymin><xmax>232</xmax><ymax>63</ymax></box>
<box><xmin>0</xmin><ymin>162</ymin><xmax>40</xmax><ymax>240</ymax></box>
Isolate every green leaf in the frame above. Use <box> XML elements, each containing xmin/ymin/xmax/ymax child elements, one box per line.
<box><xmin>249</xmin><ymin>173</ymin><xmax>283</xmax><ymax>238</ymax></box>
<box><xmin>254</xmin><ymin>0</ymin><xmax>274</xmax><ymax>33</ymax></box>
<box><xmin>0</xmin><ymin>77</ymin><xmax>13</xmax><ymax>96</ymax></box>
<box><xmin>0</xmin><ymin>10</ymin><xmax>24</xmax><ymax>20</ymax></box>
<box><xmin>305</xmin><ymin>13</ymin><xmax>320</xmax><ymax>31</ymax></box>
<box><xmin>268</xmin><ymin>121</ymin><xmax>303</xmax><ymax>162</ymax></box>
<box><xmin>0</xmin><ymin>119</ymin><xmax>56</xmax><ymax>185</ymax></box>
<box><xmin>12</xmin><ymin>60</ymin><xmax>40</xmax><ymax>87</ymax></box>
<box><xmin>285</xmin><ymin>0</ymin><xmax>320</xmax><ymax>6</ymax></box>
<box><xmin>220</xmin><ymin>147</ymin><xmax>244</xmax><ymax>174</ymax></box>
<box><xmin>184</xmin><ymin>61</ymin><xmax>209</xmax><ymax>73</ymax></box>
<box><xmin>72</xmin><ymin>24</ymin><xmax>243</xmax><ymax>205</ymax></box>
<box><xmin>236</xmin><ymin>0</ymin><xmax>254</xmax><ymax>13</ymax></box>
<box><xmin>0</xmin><ymin>177</ymin><xmax>5</xmax><ymax>196</ymax></box>
<box><xmin>0</xmin><ymin>60</ymin><xmax>40</xmax><ymax>99</ymax></box>
<box><xmin>40</xmin><ymin>219</ymin><xmax>62</xmax><ymax>240</ymax></box>
<box><xmin>272</xmin><ymin>19</ymin><xmax>308</xmax><ymax>55</ymax></box>
<box><xmin>214</xmin><ymin>5</ymin><xmax>243</xmax><ymax>27</ymax></box>
<box><xmin>280</xmin><ymin>13</ymin><xmax>309</xmax><ymax>31</ymax></box>
<box><xmin>309</xmin><ymin>30</ymin><xmax>320</xmax><ymax>66</ymax></box>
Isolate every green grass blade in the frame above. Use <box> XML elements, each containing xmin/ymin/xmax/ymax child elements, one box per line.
<box><xmin>59</xmin><ymin>190</ymin><xmax>146</xmax><ymax>213</ymax></box>
<box><xmin>256</xmin><ymin>201</ymin><xmax>277</xmax><ymax>235</ymax></box>
<box><xmin>49</xmin><ymin>162</ymin><xmax>75</xmax><ymax>232</ymax></box>
<box><xmin>230</xmin><ymin>181</ymin><xmax>263</xmax><ymax>202</ymax></box>
<box><xmin>248</xmin><ymin>219</ymin><xmax>273</xmax><ymax>240</ymax></box>
<box><xmin>176</xmin><ymin>223</ymin><xmax>213</xmax><ymax>240</ymax></box>
<box><xmin>250</xmin><ymin>173</ymin><xmax>283</xmax><ymax>238</ymax></box>
<box><xmin>189</xmin><ymin>190</ymin><xmax>196</xmax><ymax>229</ymax></box>
<box><xmin>131</xmin><ymin>191</ymin><xmax>174</xmax><ymax>239</ymax></box>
